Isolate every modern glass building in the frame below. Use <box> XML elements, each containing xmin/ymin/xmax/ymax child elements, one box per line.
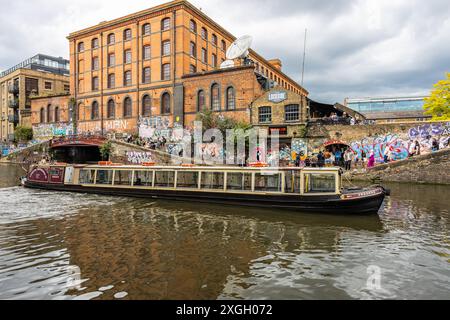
<box><xmin>344</xmin><ymin>96</ymin><xmax>431</xmax><ymax>123</ymax></box>
<box><xmin>0</xmin><ymin>54</ymin><xmax>69</xmax><ymax>78</ymax></box>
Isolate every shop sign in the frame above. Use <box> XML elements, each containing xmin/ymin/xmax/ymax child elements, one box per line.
<box><xmin>269</xmin><ymin>126</ymin><xmax>288</xmax><ymax>136</ymax></box>
<box><xmin>268</xmin><ymin>91</ymin><xmax>287</xmax><ymax>103</ymax></box>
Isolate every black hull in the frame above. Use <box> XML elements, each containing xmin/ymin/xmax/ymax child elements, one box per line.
<box><xmin>24</xmin><ymin>181</ymin><xmax>386</xmax><ymax>215</ymax></box>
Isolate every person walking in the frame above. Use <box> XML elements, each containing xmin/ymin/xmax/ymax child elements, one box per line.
<box><xmin>432</xmin><ymin>138</ymin><xmax>440</xmax><ymax>152</ymax></box>
<box><xmin>317</xmin><ymin>151</ymin><xmax>325</xmax><ymax>168</ymax></box>
<box><xmin>367</xmin><ymin>151</ymin><xmax>375</xmax><ymax>168</ymax></box>
<box><xmin>344</xmin><ymin>149</ymin><xmax>354</xmax><ymax>171</ymax></box>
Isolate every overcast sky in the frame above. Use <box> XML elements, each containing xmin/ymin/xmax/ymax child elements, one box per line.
<box><xmin>0</xmin><ymin>0</ymin><xmax>448</xmax><ymax>103</ymax></box>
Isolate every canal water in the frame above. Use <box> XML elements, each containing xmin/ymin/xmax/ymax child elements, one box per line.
<box><xmin>0</xmin><ymin>164</ymin><xmax>449</xmax><ymax>300</ymax></box>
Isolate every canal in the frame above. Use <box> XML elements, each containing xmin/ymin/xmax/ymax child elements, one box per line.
<box><xmin>0</xmin><ymin>164</ymin><xmax>449</xmax><ymax>300</ymax></box>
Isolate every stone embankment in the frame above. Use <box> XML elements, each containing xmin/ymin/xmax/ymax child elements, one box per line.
<box><xmin>345</xmin><ymin>148</ymin><xmax>450</xmax><ymax>185</ymax></box>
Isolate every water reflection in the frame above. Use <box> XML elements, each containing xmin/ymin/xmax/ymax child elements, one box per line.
<box><xmin>0</xmin><ymin>165</ymin><xmax>449</xmax><ymax>300</ymax></box>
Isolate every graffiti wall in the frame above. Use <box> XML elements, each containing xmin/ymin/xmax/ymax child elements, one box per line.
<box><xmin>126</xmin><ymin>151</ymin><xmax>154</xmax><ymax>164</ymax></box>
<box><xmin>33</xmin><ymin>123</ymin><xmax>74</xmax><ymax>141</ymax></box>
<box><xmin>139</xmin><ymin>116</ymin><xmax>173</xmax><ymax>139</ymax></box>
<box><xmin>279</xmin><ymin>138</ymin><xmax>308</xmax><ymax>161</ymax></box>
<box><xmin>77</xmin><ymin>119</ymin><xmax>132</xmax><ymax>135</ymax></box>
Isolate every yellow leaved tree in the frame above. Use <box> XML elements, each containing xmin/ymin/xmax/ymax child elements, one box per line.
<box><xmin>424</xmin><ymin>73</ymin><xmax>450</xmax><ymax>120</ymax></box>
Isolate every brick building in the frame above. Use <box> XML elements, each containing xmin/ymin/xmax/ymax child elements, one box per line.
<box><xmin>67</xmin><ymin>0</ymin><xmax>308</xmax><ymax>135</ymax></box>
<box><xmin>0</xmin><ymin>54</ymin><xmax>70</xmax><ymax>142</ymax></box>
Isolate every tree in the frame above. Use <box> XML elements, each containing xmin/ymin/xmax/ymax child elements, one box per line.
<box><xmin>424</xmin><ymin>73</ymin><xmax>450</xmax><ymax>121</ymax></box>
<box><xmin>14</xmin><ymin>126</ymin><xmax>33</xmax><ymax>142</ymax></box>
<box><xmin>99</xmin><ymin>141</ymin><xmax>114</xmax><ymax>161</ymax></box>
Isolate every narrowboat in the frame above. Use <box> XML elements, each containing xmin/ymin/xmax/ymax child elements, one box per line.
<box><xmin>23</xmin><ymin>164</ymin><xmax>388</xmax><ymax>215</ymax></box>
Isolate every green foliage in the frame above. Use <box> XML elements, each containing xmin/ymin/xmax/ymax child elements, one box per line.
<box><xmin>195</xmin><ymin>109</ymin><xmax>251</xmax><ymax>133</ymax></box>
<box><xmin>99</xmin><ymin>141</ymin><xmax>114</xmax><ymax>161</ymax></box>
<box><xmin>424</xmin><ymin>73</ymin><xmax>450</xmax><ymax>121</ymax></box>
<box><xmin>14</xmin><ymin>126</ymin><xmax>33</xmax><ymax>142</ymax></box>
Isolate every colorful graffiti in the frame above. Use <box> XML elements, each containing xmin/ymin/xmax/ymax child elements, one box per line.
<box><xmin>126</xmin><ymin>151</ymin><xmax>153</xmax><ymax>164</ymax></box>
<box><xmin>408</xmin><ymin>122</ymin><xmax>450</xmax><ymax>139</ymax></box>
<box><xmin>33</xmin><ymin>123</ymin><xmax>74</xmax><ymax>141</ymax></box>
<box><xmin>279</xmin><ymin>138</ymin><xmax>308</xmax><ymax>161</ymax></box>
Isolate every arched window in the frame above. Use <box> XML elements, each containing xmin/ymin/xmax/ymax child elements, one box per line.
<box><xmin>142</xmin><ymin>95</ymin><xmax>152</xmax><ymax>116</ymax></box>
<box><xmin>142</xmin><ymin>23</ymin><xmax>151</xmax><ymax>36</ymax></box>
<box><xmin>211</xmin><ymin>84</ymin><xmax>220</xmax><ymax>111</ymax></box>
<box><xmin>47</xmin><ymin>104</ymin><xmax>52</xmax><ymax>123</ymax></box>
<box><xmin>226</xmin><ymin>87</ymin><xmax>235</xmax><ymax>111</ymax></box>
<box><xmin>161</xmin><ymin>92</ymin><xmax>171</xmax><ymax>114</ymax></box>
<box><xmin>212</xmin><ymin>34</ymin><xmax>218</xmax><ymax>46</ymax></box>
<box><xmin>197</xmin><ymin>90</ymin><xmax>205</xmax><ymax>112</ymax></box>
<box><xmin>123</xmin><ymin>97</ymin><xmax>132</xmax><ymax>118</ymax></box>
<box><xmin>190</xmin><ymin>20</ymin><xmax>197</xmax><ymax>33</ymax></box>
<box><xmin>201</xmin><ymin>27</ymin><xmax>208</xmax><ymax>40</ymax></box>
<box><xmin>107</xmin><ymin>99</ymin><xmax>115</xmax><ymax>119</ymax></box>
<box><xmin>91</xmin><ymin>38</ymin><xmax>99</xmax><ymax>49</ymax></box>
<box><xmin>161</xmin><ymin>18</ymin><xmax>171</xmax><ymax>31</ymax></box>
<box><xmin>107</xmin><ymin>33</ymin><xmax>115</xmax><ymax>45</ymax></box>
<box><xmin>77</xmin><ymin>42</ymin><xmax>84</xmax><ymax>52</ymax></box>
<box><xmin>221</xmin><ymin>40</ymin><xmax>226</xmax><ymax>51</ymax></box>
<box><xmin>40</xmin><ymin>107</ymin><xmax>45</xmax><ymax>123</ymax></box>
<box><xmin>91</xmin><ymin>101</ymin><xmax>99</xmax><ymax>120</ymax></box>
<box><xmin>123</xmin><ymin>28</ymin><xmax>132</xmax><ymax>41</ymax></box>
<box><xmin>54</xmin><ymin>106</ymin><xmax>60</xmax><ymax>123</ymax></box>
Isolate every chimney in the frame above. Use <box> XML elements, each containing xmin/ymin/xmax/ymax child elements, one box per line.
<box><xmin>268</xmin><ymin>59</ymin><xmax>282</xmax><ymax>71</ymax></box>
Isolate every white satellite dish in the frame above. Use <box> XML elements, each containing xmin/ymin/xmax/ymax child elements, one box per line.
<box><xmin>226</xmin><ymin>35</ymin><xmax>253</xmax><ymax>60</ymax></box>
<box><xmin>220</xmin><ymin>60</ymin><xmax>235</xmax><ymax>69</ymax></box>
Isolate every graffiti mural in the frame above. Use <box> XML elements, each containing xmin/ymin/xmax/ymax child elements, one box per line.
<box><xmin>126</xmin><ymin>151</ymin><xmax>153</xmax><ymax>164</ymax></box>
<box><xmin>408</xmin><ymin>122</ymin><xmax>450</xmax><ymax>139</ymax></box>
<box><xmin>33</xmin><ymin>123</ymin><xmax>74</xmax><ymax>141</ymax></box>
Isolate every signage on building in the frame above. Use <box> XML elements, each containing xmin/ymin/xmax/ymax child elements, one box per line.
<box><xmin>268</xmin><ymin>91</ymin><xmax>287</xmax><ymax>103</ymax></box>
<box><xmin>269</xmin><ymin>126</ymin><xmax>288</xmax><ymax>136</ymax></box>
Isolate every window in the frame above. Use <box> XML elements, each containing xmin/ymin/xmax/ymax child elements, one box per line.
<box><xmin>107</xmin><ymin>73</ymin><xmax>115</xmax><ymax>89</ymax></box>
<box><xmin>107</xmin><ymin>99</ymin><xmax>115</xmax><ymax>119</ymax></box>
<box><xmin>54</xmin><ymin>107</ymin><xmax>60</xmax><ymax>123</ymax></box>
<box><xmin>304</xmin><ymin>174</ymin><xmax>336</xmax><ymax>194</ymax></box>
<box><xmin>201</xmin><ymin>48</ymin><xmax>207</xmax><ymax>64</ymax></box>
<box><xmin>107</xmin><ymin>33</ymin><xmax>115</xmax><ymax>45</ymax></box>
<box><xmin>134</xmin><ymin>171</ymin><xmax>153</xmax><ymax>187</ymax></box>
<box><xmin>285</xmin><ymin>170</ymin><xmax>301</xmax><ymax>193</ymax></box>
<box><xmin>142</xmin><ymin>23</ymin><xmax>151</xmax><ymax>36</ymax></box>
<box><xmin>64</xmin><ymin>84</ymin><xmax>70</xmax><ymax>92</ymax></box>
<box><xmin>124</xmin><ymin>49</ymin><xmax>132</xmax><ymax>64</ymax></box>
<box><xmin>226</xmin><ymin>87</ymin><xmax>235</xmax><ymax>111</ymax></box>
<box><xmin>91</xmin><ymin>101</ymin><xmax>99</xmax><ymax>120</ymax></box>
<box><xmin>124</xmin><ymin>70</ymin><xmax>132</xmax><ymax>86</ymax></box>
<box><xmin>212</xmin><ymin>54</ymin><xmax>217</xmax><ymax>68</ymax></box>
<box><xmin>254</xmin><ymin>173</ymin><xmax>282</xmax><ymax>192</ymax></box>
<box><xmin>201</xmin><ymin>27</ymin><xmax>208</xmax><ymax>40</ymax></box>
<box><xmin>162</xmin><ymin>63</ymin><xmax>170</xmax><ymax>80</ymax></box>
<box><xmin>211</xmin><ymin>84</ymin><xmax>220</xmax><ymax>111</ymax></box>
<box><xmin>92</xmin><ymin>76</ymin><xmax>99</xmax><ymax>91</ymax></box>
<box><xmin>227</xmin><ymin>173</ymin><xmax>252</xmax><ymax>191</ymax></box>
<box><xmin>40</xmin><ymin>108</ymin><xmax>45</xmax><ymax>123</ymax></box>
<box><xmin>77</xmin><ymin>103</ymin><xmax>83</xmax><ymax>121</ymax></box>
<box><xmin>190</xmin><ymin>20</ymin><xmax>197</xmax><ymax>33</ymax></box>
<box><xmin>44</xmin><ymin>82</ymin><xmax>52</xmax><ymax>90</ymax></box>
<box><xmin>162</xmin><ymin>40</ymin><xmax>171</xmax><ymax>56</ymax></box>
<box><xmin>123</xmin><ymin>97</ymin><xmax>132</xmax><ymax>118</ymax></box>
<box><xmin>197</xmin><ymin>90</ymin><xmax>205</xmax><ymax>111</ymax></box>
<box><xmin>177</xmin><ymin>172</ymin><xmax>199</xmax><ymax>189</ymax></box>
<box><xmin>201</xmin><ymin>172</ymin><xmax>224</xmax><ymax>190</ymax></box>
<box><xmin>142</xmin><ymin>95</ymin><xmax>151</xmax><ymax>116</ymax></box>
<box><xmin>114</xmin><ymin>171</ymin><xmax>132</xmax><ymax>186</ymax></box>
<box><xmin>212</xmin><ymin>34</ymin><xmax>218</xmax><ymax>46</ymax></box>
<box><xmin>92</xmin><ymin>57</ymin><xmax>99</xmax><ymax>71</ymax></box>
<box><xmin>161</xmin><ymin>92</ymin><xmax>171</xmax><ymax>114</ymax></box>
<box><xmin>123</xmin><ymin>29</ymin><xmax>132</xmax><ymax>41</ymax></box>
<box><xmin>77</xmin><ymin>42</ymin><xmax>84</xmax><ymax>52</ymax></box>
<box><xmin>96</xmin><ymin>170</ymin><xmax>113</xmax><ymax>185</ymax></box>
<box><xmin>190</xmin><ymin>41</ymin><xmax>196</xmax><ymax>57</ymax></box>
<box><xmin>155</xmin><ymin>171</ymin><xmax>175</xmax><ymax>188</ymax></box>
<box><xmin>143</xmin><ymin>67</ymin><xmax>151</xmax><ymax>84</ymax></box>
<box><xmin>143</xmin><ymin>45</ymin><xmax>151</xmax><ymax>60</ymax></box>
<box><xmin>92</xmin><ymin>38</ymin><xmax>99</xmax><ymax>49</ymax></box>
<box><xmin>108</xmin><ymin>53</ymin><xmax>115</xmax><ymax>67</ymax></box>
<box><xmin>259</xmin><ymin>106</ymin><xmax>272</xmax><ymax>123</ymax></box>
<box><xmin>285</xmin><ymin>104</ymin><xmax>300</xmax><ymax>122</ymax></box>
<box><xmin>46</xmin><ymin>105</ymin><xmax>52</xmax><ymax>123</ymax></box>
<box><xmin>190</xmin><ymin>64</ymin><xmax>197</xmax><ymax>74</ymax></box>
<box><xmin>221</xmin><ymin>40</ymin><xmax>226</xmax><ymax>51</ymax></box>
<box><xmin>161</xmin><ymin>18</ymin><xmax>171</xmax><ymax>31</ymax></box>
<box><xmin>79</xmin><ymin>170</ymin><xmax>96</xmax><ymax>184</ymax></box>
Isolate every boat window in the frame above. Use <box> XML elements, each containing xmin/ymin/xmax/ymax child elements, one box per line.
<box><xmin>201</xmin><ymin>172</ymin><xmax>224</xmax><ymax>190</ymax></box>
<box><xmin>96</xmin><ymin>170</ymin><xmax>113</xmax><ymax>185</ymax></box>
<box><xmin>227</xmin><ymin>173</ymin><xmax>252</xmax><ymax>191</ymax></box>
<box><xmin>114</xmin><ymin>171</ymin><xmax>133</xmax><ymax>186</ymax></box>
<box><xmin>177</xmin><ymin>171</ymin><xmax>199</xmax><ymax>189</ymax></box>
<box><xmin>304</xmin><ymin>173</ymin><xmax>336</xmax><ymax>194</ymax></box>
<box><xmin>133</xmin><ymin>171</ymin><xmax>153</xmax><ymax>187</ymax></box>
<box><xmin>79</xmin><ymin>169</ymin><xmax>96</xmax><ymax>184</ymax></box>
<box><xmin>155</xmin><ymin>171</ymin><xmax>175</xmax><ymax>188</ymax></box>
<box><xmin>285</xmin><ymin>170</ymin><xmax>301</xmax><ymax>193</ymax></box>
<box><xmin>254</xmin><ymin>173</ymin><xmax>283</xmax><ymax>192</ymax></box>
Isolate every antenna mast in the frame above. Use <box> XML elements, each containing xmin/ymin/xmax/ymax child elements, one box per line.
<box><xmin>301</xmin><ymin>28</ymin><xmax>307</xmax><ymax>87</ymax></box>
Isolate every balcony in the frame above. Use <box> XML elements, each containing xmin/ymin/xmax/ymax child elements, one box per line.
<box><xmin>8</xmin><ymin>83</ymin><xmax>19</xmax><ymax>94</ymax></box>
<box><xmin>8</xmin><ymin>99</ymin><xmax>19</xmax><ymax>109</ymax></box>
<box><xmin>8</xmin><ymin>114</ymin><xmax>19</xmax><ymax>124</ymax></box>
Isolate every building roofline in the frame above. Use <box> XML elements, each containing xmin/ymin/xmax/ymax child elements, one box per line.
<box><xmin>345</xmin><ymin>96</ymin><xmax>428</xmax><ymax>103</ymax></box>
<box><xmin>182</xmin><ymin>65</ymin><xmax>254</xmax><ymax>79</ymax></box>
